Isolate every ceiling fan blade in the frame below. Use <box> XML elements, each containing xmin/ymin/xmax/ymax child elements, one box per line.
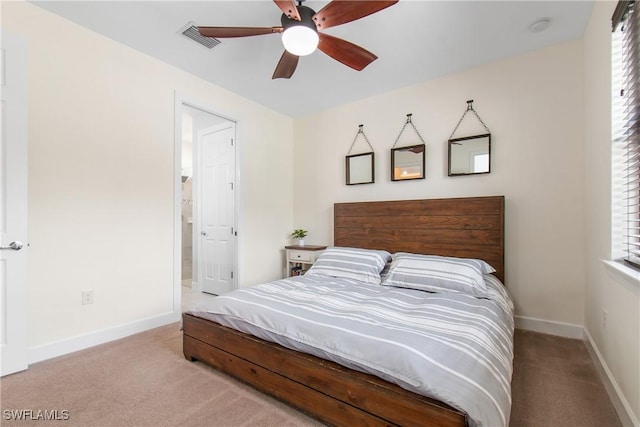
<box><xmin>273</xmin><ymin>0</ymin><xmax>301</xmax><ymax>21</ymax></box>
<box><xmin>312</xmin><ymin>0</ymin><xmax>398</xmax><ymax>30</ymax></box>
<box><xmin>272</xmin><ymin>50</ymin><xmax>300</xmax><ymax>79</ymax></box>
<box><xmin>198</xmin><ymin>26</ymin><xmax>283</xmax><ymax>38</ymax></box>
<box><xmin>317</xmin><ymin>33</ymin><xmax>377</xmax><ymax>71</ymax></box>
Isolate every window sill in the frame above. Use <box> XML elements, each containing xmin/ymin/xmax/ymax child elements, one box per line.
<box><xmin>602</xmin><ymin>260</ymin><xmax>640</xmax><ymax>286</ymax></box>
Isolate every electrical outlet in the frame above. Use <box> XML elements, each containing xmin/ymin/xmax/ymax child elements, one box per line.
<box><xmin>82</xmin><ymin>290</ymin><xmax>94</xmax><ymax>305</ymax></box>
<box><xmin>602</xmin><ymin>309</ymin><xmax>608</xmax><ymax>329</ymax></box>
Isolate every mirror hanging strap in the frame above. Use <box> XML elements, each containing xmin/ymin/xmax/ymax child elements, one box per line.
<box><xmin>448</xmin><ymin>100</ymin><xmax>491</xmax><ymax>140</ymax></box>
<box><xmin>347</xmin><ymin>124</ymin><xmax>375</xmax><ymax>155</ymax></box>
<box><xmin>392</xmin><ymin>113</ymin><xmax>426</xmax><ymax>148</ymax></box>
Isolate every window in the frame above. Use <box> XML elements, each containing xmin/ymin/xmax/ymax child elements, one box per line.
<box><xmin>612</xmin><ymin>1</ymin><xmax>640</xmax><ymax>269</ymax></box>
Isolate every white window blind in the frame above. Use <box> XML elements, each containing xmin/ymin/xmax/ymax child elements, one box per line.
<box><xmin>612</xmin><ymin>1</ymin><xmax>640</xmax><ymax>269</ymax></box>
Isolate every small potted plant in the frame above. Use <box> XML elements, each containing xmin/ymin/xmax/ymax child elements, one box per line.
<box><xmin>291</xmin><ymin>229</ymin><xmax>308</xmax><ymax>246</ymax></box>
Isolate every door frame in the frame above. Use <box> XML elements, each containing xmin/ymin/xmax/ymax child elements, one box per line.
<box><xmin>173</xmin><ymin>92</ymin><xmax>240</xmax><ymax>315</ymax></box>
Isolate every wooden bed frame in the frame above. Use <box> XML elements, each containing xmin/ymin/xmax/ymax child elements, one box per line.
<box><xmin>183</xmin><ymin>196</ymin><xmax>505</xmax><ymax>427</ymax></box>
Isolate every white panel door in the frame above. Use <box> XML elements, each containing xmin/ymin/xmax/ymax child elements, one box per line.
<box><xmin>199</xmin><ymin>124</ymin><xmax>235</xmax><ymax>295</ymax></box>
<box><xmin>1</xmin><ymin>31</ymin><xmax>28</xmax><ymax>376</ymax></box>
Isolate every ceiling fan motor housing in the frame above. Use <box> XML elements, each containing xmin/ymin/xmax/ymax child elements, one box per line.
<box><xmin>281</xmin><ymin>5</ymin><xmax>317</xmax><ymax>32</ymax></box>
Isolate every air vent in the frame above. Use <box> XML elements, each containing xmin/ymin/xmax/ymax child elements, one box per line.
<box><xmin>180</xmin><ymin>22</ymin><xmax>221</xmax><ymax>49</ymax></box>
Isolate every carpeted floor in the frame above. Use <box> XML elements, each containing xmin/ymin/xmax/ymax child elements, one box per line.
<box><xmin>0</xmin><ymin>324</ymin><xmax>621</xmax><ymax>427</ymax></box>
<box><xmin>510</xmin><ymin>330</ymin><xmax>621</xmax><ymax>427</ymax></box>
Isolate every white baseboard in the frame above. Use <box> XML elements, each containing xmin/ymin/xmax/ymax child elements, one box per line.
<box><xmin>28</xmin><ymin>311</ymin><xmax>181</xmax><ymax>365</ymax></box>
<box><xmin>584</xmin><ymin>329</ymin><xmax>639</xmax><ymax>427</ymax></box>
<box><xmin>514</xmin><ymin>315</ymin><xmax>584</xmax><ymax>339</ymax></box>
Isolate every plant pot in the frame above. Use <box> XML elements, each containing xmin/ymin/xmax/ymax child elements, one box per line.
<box><xmin>298</xmin><ymin>239</ymin><xmax>305</xmax><ymax>246</ymax></box>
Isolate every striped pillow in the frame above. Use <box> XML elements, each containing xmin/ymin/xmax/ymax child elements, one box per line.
<box><xmin>305</xmin><ymin>246</ymin><xmax>391</xmax><ymax>285</ymax></box>
<box><xmin>381</xmin><ymin>253</ymin><xmax>495</xmax><ymax>296</ymax></box>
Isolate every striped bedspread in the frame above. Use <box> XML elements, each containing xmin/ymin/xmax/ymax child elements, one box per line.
<box><xmin>188</xmin><ymin>274</ymin><xmax>514</xmax><ymax>427</ymax></box>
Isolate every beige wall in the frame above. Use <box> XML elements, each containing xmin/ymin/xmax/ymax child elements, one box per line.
<box><xmin>583</xmin><ymin>1</ymin><xmax>640</xmax><ymax>424</ymax></box>
<box><xmin>2</xmin><ymin>2</ymin><xmax>294</xmax><ymax>349</ymax></box>
<box><xmin>293</xmin><ymin>40</ymin><xmax>586</xmax><ymax>326</ymax></box>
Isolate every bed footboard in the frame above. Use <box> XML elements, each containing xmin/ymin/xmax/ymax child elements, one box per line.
<box><xmin>183</xmin><ymin>313</ymin><xmax>466</xmax><ymax>427</ymax></box>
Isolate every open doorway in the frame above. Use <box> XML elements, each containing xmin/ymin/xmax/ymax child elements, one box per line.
<box><xmin>175</xmin><ymin>97</ymin><xmax>238</xmax><ymax>313</ymax></box>
<box><xmin>180</xmin><ymin>109</ymin><xmax>195</xmax><ymax>288</ymax></box>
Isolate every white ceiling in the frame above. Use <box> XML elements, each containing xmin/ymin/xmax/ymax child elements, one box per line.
<box><xmin>31</xmin><ymin>1</ymin><xmax>594</xmax><ymax>117</ymax></box>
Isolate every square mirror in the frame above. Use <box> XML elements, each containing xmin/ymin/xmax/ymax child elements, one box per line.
<box><xmin>346</xmin><ymin>152</ymin><xmax>375</xmax><ymax>185</ymax></box>
<box><xmin>391</xmin><ymin>144</ymin><xmax>425</xmax><ymax>181</ymax></box>
<box><xmin>448</xmin><ymin>134</ymin><xmax>491</xmax><ymax>176</ymax></box>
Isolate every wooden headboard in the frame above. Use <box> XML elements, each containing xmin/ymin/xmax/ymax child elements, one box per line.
<box><xmin>334</xmin><ymin>196</ymin><xmax>505</xmax><ymax>282</ymax></box>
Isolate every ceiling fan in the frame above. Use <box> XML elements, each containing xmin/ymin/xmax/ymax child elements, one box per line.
<box><xmin>197</xmin><ymin>0</ymin><xmax>398</xmax><ymax>79</ymax></box>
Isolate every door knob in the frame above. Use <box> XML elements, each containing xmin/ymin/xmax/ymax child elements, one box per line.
<box><xmin>0</xmin><ymin>241</ymin><xmax>23</xmax><ymax>251</ymax></box>
<box><xmin>201</xmin><ymin>232</ymin><xmax>207</xmax><ymax>236</ymax></box>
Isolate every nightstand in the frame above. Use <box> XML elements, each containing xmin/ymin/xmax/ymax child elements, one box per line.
<box><xmin>284</xmin><ymin>245</ymin><xmax>327</xmax><ymax>278</ymax></box>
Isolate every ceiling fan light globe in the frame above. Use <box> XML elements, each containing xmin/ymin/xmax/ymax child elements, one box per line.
<box><xmin>282</xmin><ymin>26</ymin><xmax>319</xmax><ymax>56</ymax></box>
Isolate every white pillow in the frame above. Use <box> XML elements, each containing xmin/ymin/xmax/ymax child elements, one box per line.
<box><xmin>381</xmin><ymin>253</ymin><xmax>495</xmax><ymax>296</ymax></box>
<box><xmin>305</xmin><ymin>246</ymin><xmax>391</xmax><ymax>285</ymax></box>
